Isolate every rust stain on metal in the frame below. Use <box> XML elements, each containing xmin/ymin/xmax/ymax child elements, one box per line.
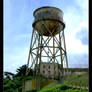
<box><xmin>33</xmin><ymin>6</ymin><xmax>65</xmax><ymax>36</ymax></box>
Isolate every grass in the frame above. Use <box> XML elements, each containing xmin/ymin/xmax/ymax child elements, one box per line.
<box><xmin>63</xmin><ymin>72</ymin><xmax>89</xmax><ymax>87</ymax></box>
<box><xmin>37</xmin><ymin>72</ymin><xmax>89</xmax><ymax>92</ymax></box>
<box><xmin>4</xmin><ymin>72</ymin><xmax>88</xmax><ymax>92</ymax></box>
<box><xmin>38</xmin><ymin>83</ymin><xmax>88</xmax><ymax>92</ymax></box>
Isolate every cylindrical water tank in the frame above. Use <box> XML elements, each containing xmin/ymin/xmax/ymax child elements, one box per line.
<box><xmin>33</xmin><ymin>6</ymin><xmax>65</xmax><ymax>36</ymax></box>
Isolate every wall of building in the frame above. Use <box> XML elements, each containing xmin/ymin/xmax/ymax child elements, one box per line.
<box><xmin>22</xmin><ymin>79</ymin><xmax>36</xmax><ymax>92</ymax></box>
<box><xmin>22</xmin><ymin>78</ymin><xmax>54</xmax><ymax>92</ymax></box>
<box><xmin>40</xmin><ymin>63</ymin><xmax>61</xmax><ymax>79</ymax></box>
<box><xmin>36</xmin><ymin>63</ymin><xmax>88</xmax><ymax>78</ymax></box>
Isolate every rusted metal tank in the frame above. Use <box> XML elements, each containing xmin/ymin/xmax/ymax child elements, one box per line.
<box><xmin>33</xmin><ymin>6</ymin><xmax>65</xmax><ymax>36</ymax></box>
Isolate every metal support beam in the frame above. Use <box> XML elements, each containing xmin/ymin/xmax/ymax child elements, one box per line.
<box><xmin>26</xmin><ymin>21</ymin><xmax>68</xmax><ymax>89</ymax></box>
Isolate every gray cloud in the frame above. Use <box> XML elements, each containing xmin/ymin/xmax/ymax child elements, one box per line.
<box><xmin>75</xmin><ymin>27</ymin><xmax>88</xmax><ymax>45</ymax></box>
<box><xmin>67</xmin><ymin>53</ymin><xmax>88</xmax><ymax>68</ymax></box>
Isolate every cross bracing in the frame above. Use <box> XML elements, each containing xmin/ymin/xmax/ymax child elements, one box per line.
<box><xmin>26</xmin><ymin>21</ymin><xmax>68</xmax><ymax>79</ymax></box>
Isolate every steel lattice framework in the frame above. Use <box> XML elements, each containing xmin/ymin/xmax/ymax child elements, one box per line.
<box><xmin>25</xmin><ymin>6</ymin><xmax>68</xmax><ymax>90</ymax></box>
<box><xmin>26</xmin><ymin>21</ymin><xmax>68</xmax><ymax>78</ymax></box>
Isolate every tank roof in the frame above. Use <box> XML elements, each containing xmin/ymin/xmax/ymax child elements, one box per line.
<box><xmin>33</xmin><ymin>6</ymin><xmax>65</xmax><ymax>36</ymax></box>
<box><xmin>33</xmin><ymin>6</ymin><xmax>63</xmax><ymax>16</ymax></box>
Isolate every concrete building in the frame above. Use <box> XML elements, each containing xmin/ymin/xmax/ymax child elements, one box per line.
<box><xmin>35</xmin><ymin>63</ymin><xmax>88</xmax><ymax>79</ymax></box>
<box><xmin>66</xmin><ymin>68</ymin><xmax>88</xmax><ymax>75</ymax></box>
<box><xmin>36</xmin><ymin>62</ymin><xmax>61</xmax><ymax>79</ymax></box>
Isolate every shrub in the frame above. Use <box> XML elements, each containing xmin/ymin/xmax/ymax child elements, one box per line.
<box><xmin>60</xmin><ymin>84</ymin><xmax>72</xmax><ymax>90</ymax></box>
<box><xmin>38</xmin><ymin>83</ymin><xmax>88</xmax><ymax>92</ymax></box>
<box><xmin>26</xmin><ymin>90</ymin><xmax>37</xmax><ymax>92</ymax></box>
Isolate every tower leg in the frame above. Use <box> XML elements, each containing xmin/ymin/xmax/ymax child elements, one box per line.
<box><xmin>26</xmin><ymin>23</ymin><xmax>68</xmax><ymax>90</ymax></box>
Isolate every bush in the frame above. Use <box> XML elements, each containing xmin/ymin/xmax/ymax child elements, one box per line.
<box><xmin>60</xmin><ymin>84</ymin><xmax>72</xmax><ymax>90</ymax></box>
<box><xmin>3</xmin><ymin>77</ymin><xmax>22</xmax><ymax>92</ymax></box>
<box><xmin>63</xmin><ymin>73</ymin><xmax>88</xmax><ymax>87</ymax></box>
<box><xmin>26</xmin><ymin>90</ymin><xmax>37</xmax><ymax>92</ymax></box>
<box><xmin>38</xmin><ymin>83</ymin><xmax>88</xmax><ymax>92</ymax></box>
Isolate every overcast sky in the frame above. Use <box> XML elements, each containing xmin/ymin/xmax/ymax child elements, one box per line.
<box><xmin>4</xmin><ymin>0</ymin><xmax>88</xmax><ymax>73</ymax></box>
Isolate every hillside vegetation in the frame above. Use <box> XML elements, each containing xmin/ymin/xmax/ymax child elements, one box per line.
<box><xmin>4</xmin><ymin>64</ymin><xmax>89</xmax><ymax>92</ymax></box>
<box><xmin>38</xmin><ymin>83</ymin><xmax>88</xmax><ymax>92</ymax></box>
<box><xmin>63</xmin><ymin>72</ymin><xmax>89</xmax><ymax>88</ymax></box>
<box><xmin>37</xmin><ymin>72</ymin><xmax>89</xmax><ymax>92</ymax></box>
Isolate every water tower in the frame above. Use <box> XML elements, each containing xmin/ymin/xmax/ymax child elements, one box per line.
<box><xmin>26</xmin><ymin>6</ymin><xmax>68</xmax><ymax>80</ymax></box>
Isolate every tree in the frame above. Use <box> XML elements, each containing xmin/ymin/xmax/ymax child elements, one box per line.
<box><xmin>15</xmin><ymin>64</ymin><xmax>33</xmax><ymax>77</ymax></box>
<box><xmin>3</xmin><ymin>64</ymin><xmax>34</xmax><ymax>92</ymax></box>
<box><xmin>4</xmin><ymin>72</ymin><xmax>15</xmax><ymax>80</ymax></box>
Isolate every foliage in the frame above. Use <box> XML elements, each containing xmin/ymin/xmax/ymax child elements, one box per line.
<box><xmin>26</xmin><ymin>90</ymin><xmax>37</xmax><ymax>92</ymax></box>
<box><xmin>3</xmin><ymin>75</ymin><xmax>35</xmax><ymax>92</ymax></box>
<box><xmin>38</xmin><ymin>83</ymin><xmax>88</xmax><ymax>92</ymax></box>
<box><xmin>4</xmin><ymin>71</ymin><xmax>15</xmax><ymax>79</ymax></box>
<box><xmin>21</xmin><ymin>75</ymin><xmax>35</xmax><ymax>80</ymax></box>
<box><xmin>3</xmin><ymin>64</ymin><xmax>35</xmax><ymax>92</ymax></box>
<box><xmin>3</xmin><ymin>77</ymin><xmax>22</xmax><ymax>92</ymax></box>
<box><xmin>63</xmin><ymin>72</ymin><xmax>89</xmax><ymax>87</ymax></box>
<box><xmin>15</xmin><ymin>64</ymin><xmax>33</xmax><ymax>77</ymax></box>
<box><xmin>3</xmin><ymin>64</ymin><xmax>89</xmax><ymax>92</ymax></box>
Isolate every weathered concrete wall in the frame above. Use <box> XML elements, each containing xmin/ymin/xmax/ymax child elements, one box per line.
<box><xmin>62</xmin><ymin>68</ymin><xmax>88</xmax><ymax>76</ymax></box>
<box><xmin>22</xmin><ymin>78</ymin><xmax>54</xmax><ymax>92</ymax></box>
<box><xmin>40</xmin><ymin>63</ymin><xmax>60</xmax><ymax>79</ymax></box>
<box><xmin>24</xmin><ymin>80</ymin><xmax>32</xmax><ymax>91</ymax></box>
<box><xmin>22</xmin><ymin>79</ymin><xmax>36</xmax><ymax>92</ymax></box>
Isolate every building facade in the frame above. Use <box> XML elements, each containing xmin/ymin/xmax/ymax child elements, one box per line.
<box><xmin>38</xmin><ymin>62</ymin><xmax>61</xmax><ymax>79</ymax></box>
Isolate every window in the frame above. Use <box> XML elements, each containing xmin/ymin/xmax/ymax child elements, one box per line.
<box><xmin>43</xmin><ymin>70</ymin><xmax>45</xmax><ymax>73</ymax></box>
<box><xmin>48</xmin><ymin>71</ymin><xmax>50</xmax><ymax>74</ymax></box>
<box><xmin>48</xmin><ymin>66</ymin><xmax>50</xmax><ymax>69</ymax></box>
<box><xmin>43</xmin><ymin>65</ymin><xmax>45</xmax><ymax>68</ymax></box>
<box><xmin>54</xmin><ymin>66</ymin><xmax>56</xmax><ymax>70</ymax></box>
<box><xmin>54</xmin><ymin>71</ymin><xmax>56</xmax><ymax>74</ymax></box>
